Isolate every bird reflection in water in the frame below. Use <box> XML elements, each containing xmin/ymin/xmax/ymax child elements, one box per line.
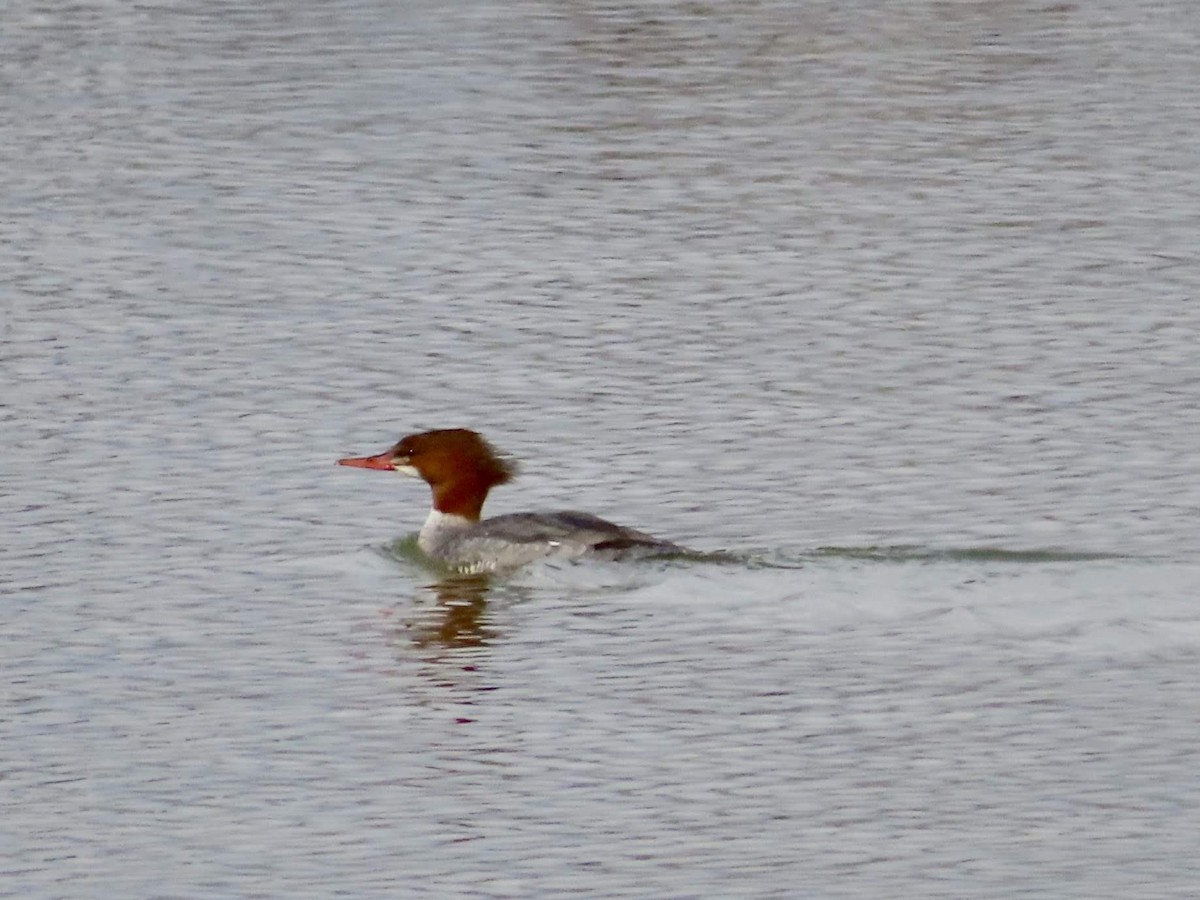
<box><xmin>399</xmin><ymin>573</ymin><xmax>498</xmax><ymax>650</ymax></box>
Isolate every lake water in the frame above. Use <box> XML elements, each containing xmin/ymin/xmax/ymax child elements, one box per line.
<box><xmin>4</xmin><ymin>0</ymin><xmax>1200</xmax><ymax>896</ymax></box>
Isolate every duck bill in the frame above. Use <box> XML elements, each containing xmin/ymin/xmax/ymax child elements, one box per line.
<box><xmin>337</xmin><ymin>451</ymin><xmax>395</xmax><ymax>470</ymax></box>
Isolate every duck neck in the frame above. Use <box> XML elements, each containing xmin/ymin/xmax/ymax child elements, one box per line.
<box><xmin>430</xmin><ymin>478</ymin><xmax>491</xmax><ymax>522</ymax></box>
<box><xmin>418</xmin><ymin>507</ymin><xmax>477</xmax><ymax>554</ymax></box>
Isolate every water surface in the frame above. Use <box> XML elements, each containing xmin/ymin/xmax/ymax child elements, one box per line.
<box><xmin>5</xmin><ymin>0</ymin><xmax>1200</xmax><ymax>896</ymax></box>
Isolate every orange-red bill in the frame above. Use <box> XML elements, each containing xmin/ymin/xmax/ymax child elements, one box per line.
<box><xmin>337</xmin><ymin>451</ymin><xmax>394</xmax><ymax>470</ymax></box>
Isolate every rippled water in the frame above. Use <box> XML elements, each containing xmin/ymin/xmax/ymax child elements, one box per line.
<box><xmin>5</xmin><ymin>0</ymin><xmax>1200</xmax><ymax>896</ymax></box>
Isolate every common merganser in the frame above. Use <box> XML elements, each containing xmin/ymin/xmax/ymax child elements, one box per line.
<box><xmin>338</xmin><ymin>429</ymin><xmax>686</xmax><ymax>573</ymax></box>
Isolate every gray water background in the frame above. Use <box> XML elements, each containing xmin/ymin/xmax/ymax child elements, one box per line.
<box><xmin>4</xmin><ymin>0</ymin><xmax>1200</xmax><ymax>896</ymax></box>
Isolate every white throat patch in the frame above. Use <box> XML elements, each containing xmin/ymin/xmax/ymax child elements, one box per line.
<box><xmin>418</xmin><ymin>508</ymin><xmax>473</xmax><ymax>554</ymax></box>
